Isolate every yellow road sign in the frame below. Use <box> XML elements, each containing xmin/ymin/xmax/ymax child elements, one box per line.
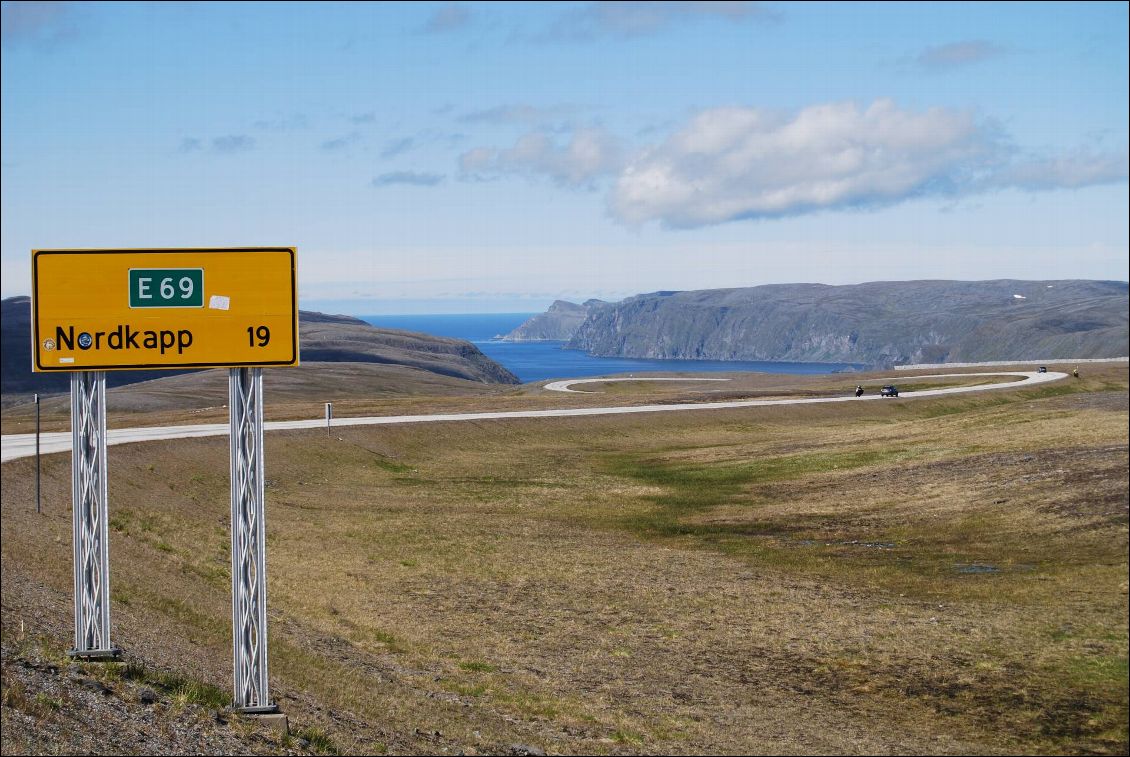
<box><xmin>32</xmin><ymin>248</ymin><xmax>298</xmax><ymax>371</ymax></box>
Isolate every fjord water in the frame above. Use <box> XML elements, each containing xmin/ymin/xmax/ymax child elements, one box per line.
<box><xmin>362</xmin><ymin>314</ymin><xmax>864</xmax><ymax>383</ymax></box>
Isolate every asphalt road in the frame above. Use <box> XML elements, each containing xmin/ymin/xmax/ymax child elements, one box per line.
<box><xmin>543</xmin><ymin>377</ymin><xmax>732</xmax><ymax>393</ymax></box>
<box><xmin>1</xmin><ymin>371</ymin><xmax>1066</xmax><ymax>463</ymax></box>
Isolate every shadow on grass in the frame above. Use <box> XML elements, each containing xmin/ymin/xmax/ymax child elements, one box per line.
<box><xmin>597</xmin><ymin>445</ymin><xmax>1072</xmax><ymax>594</ymax></box>
<box><xmin>605</xmin><ymin>448</ymin><xmax>895</xmax><ymax>534</ymax></box>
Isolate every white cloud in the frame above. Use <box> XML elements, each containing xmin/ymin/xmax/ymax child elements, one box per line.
<box><xmin>607</xmin><ymin>99</ymin><xmax>1128</xmax><ymax>227</ymax></box>
<box><xmin>989</xmin><ymin>150</ymin><xmax>1129</xmax><ymax>191</ymax></box>
<box><xmin>460</xmin><ymin>127</ymin><xmax>622</xmax><ymax>187</ymax></box>
<box><xmin>252</xmin><ymin>113</ymin><xmax>309</xmax><ymax>131</ymax></box>
<box><xmin>178</xmin><ymin>134</ymin><xmax>256</xmax><ymax>154</ymax></box>
<box><xmin>459</xmin><ymin>104</ymin><xmax>583</xmax><ymax>127</ymax></box>
<box><xmin>422</xmin><ymin>3</ymin><xmax>470</xmax><ymax>33</ymax></box>
<box><xmin>547</xmin><ymin>1</ymin><xmax>777</xmax><ymax>40</ymax></box>
<box><xmin>916</xmin><ymin>40</ymin><xmax>1004</xmax><ymax>70</ymax></box>
<box><xmin>321</xmin><ymin>131</ymin><xmax>361</xmax><ymax>151</ymax></box>
<box><xmin>380</xmin><ymin>136</ymin><xmax>415</xmax><ymax>158</ymax></box>
<box><xmin>210</xmin><ymin>134</ymin><xmax>255</xmax><ymax>154</ymax></box>
<box><xmin>454</xmin><ymin>99</ymin><xmax>1128</xmax><ymax>229</ymax></box>
<box><xmin>610</xmin><ymin>100</ymin><xmax>999</xmax><ymax>226</ymax></box>
<box><xmin>1</xmin><ymin>1</ymin><xmax>78</xmax><ymax>49</ymax></box>
<box><xmin>372</xmin><ymin>171</ymin><xmax>445</xmax><ymax>187</ymax></box>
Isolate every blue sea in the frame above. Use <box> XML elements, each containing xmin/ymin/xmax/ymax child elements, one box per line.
<box><xmin>361</xmin><ymin>313</ymin><xmax>864</xmax><ymax>384</ymax></box>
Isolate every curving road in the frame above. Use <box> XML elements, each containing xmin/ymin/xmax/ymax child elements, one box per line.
<box><xmin>0</xmin><ymin>371</ymin><xmax>1066</xmax><ymax>463</ymax></box>
<box><xmin>544</xmin><ymin>377</ymin><xmax>732</xmax><ymax>393</ymax></box>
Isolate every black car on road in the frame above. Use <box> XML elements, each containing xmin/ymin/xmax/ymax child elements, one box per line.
<box><xmin>880</xmin><ymin>385</ymin><xmax>899</xmax><ymax>397</ymax></box>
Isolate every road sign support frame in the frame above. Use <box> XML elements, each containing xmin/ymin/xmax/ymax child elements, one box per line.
<box><xmin>32</xmin><ymin>247</ymin><xmax>295</xmax><ymax>700</ymax></box>
<box><xmin>229</xmin><ymin>367</ymin><xmax>276</xmax><ymax>712</ymax></box>
<box><xmin>68</xmin><ymin>371</ymin><xmax>119</xmax><ymax>660</ymax></box>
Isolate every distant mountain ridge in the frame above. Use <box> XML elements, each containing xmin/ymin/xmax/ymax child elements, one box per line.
<box><xmin>502</xmin><ymin>299</ymin><xmax>608</xmax><ymax>341</ymax></box>
<box><xmin>553</xmin><ymin>280</ymin><xmax>1128</xmax><ymax>366</ymax></box>
<box><xmin>1</xmin><ymin>297</ymin><xmax>518</xmax><ymax>399</ymax></box>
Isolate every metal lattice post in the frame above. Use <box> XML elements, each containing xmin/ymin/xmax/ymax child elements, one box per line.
<box><xmin>69</xmin><ymin>372</ymin><xmax>117</xmax><ymax>658</ymax></box>
<box><xmin>229</xmin><ymin>367</ymin><xmax>275</xmax><ymax>712</ymax></box>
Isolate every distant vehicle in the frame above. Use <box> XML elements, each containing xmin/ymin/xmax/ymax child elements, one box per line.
<box><xmin>880</xmin><ymin>385</ymin><xmax>899</xmax><ymax>397</ymax></box>
<box><xmin>1038</xmin><ymin>366</ymin><xmax>1048</xmax><ymax>373</ymax></box>
<box><xmin>854</xmin><ymin>385</ymin><xmax>864</xmax><ymax>397</ymax></box>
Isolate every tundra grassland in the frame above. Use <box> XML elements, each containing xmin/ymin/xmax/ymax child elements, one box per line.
<box><xmin>1</xmin><ymin>362</ymin><xmax>1027</xmax><ymax>435</ymax></box>
<box><xmin>2</xmin><ymin>366</ymin><xmax>1127</xmax><ymax>755</ymax></box>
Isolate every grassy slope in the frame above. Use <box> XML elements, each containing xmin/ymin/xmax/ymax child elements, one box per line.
<box><xmin>1</xmin><ymin>367</ymin><xmax>1127</xmax><ymax>754</ymax></box>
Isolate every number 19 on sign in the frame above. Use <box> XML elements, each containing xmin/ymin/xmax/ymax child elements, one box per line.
<box><xmin>247</xmin><ymin>326</ymin><xmax>271</xmax><ymax>347</ymax></box>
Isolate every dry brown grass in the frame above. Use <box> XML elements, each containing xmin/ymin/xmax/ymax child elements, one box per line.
<box><xmin>2</xmin><ymin>365</ymin><xmax>1126</xmax><ymax>754</ymax></box>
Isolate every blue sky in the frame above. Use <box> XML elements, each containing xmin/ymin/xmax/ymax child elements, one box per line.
<box><xmin>2</xmin><ymin>1</ymin><xmax>1127</xmax><ymax>313</ymax></box>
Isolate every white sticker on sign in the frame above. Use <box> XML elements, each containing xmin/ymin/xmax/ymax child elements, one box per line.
<box><xmin>208</xmin><ymin>294</ymin><xmax>231</xmax><ymax>310</ymax></box>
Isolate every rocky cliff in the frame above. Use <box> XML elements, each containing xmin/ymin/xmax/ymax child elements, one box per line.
<box><xmin>502</xmin><ymin>299</ymin><xmax>608</xmax><ymax>341</ymax></box>
<box><xmin>565</xmin><ymin>280</ymin><xmax>1129</xmax><ymax>366</ymax></box>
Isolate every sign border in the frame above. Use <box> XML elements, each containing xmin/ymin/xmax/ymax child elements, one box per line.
<box><xmin>32</xmin><ymin>247</ymin><xmax>299</xmax><ymax>372</ymax></box>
